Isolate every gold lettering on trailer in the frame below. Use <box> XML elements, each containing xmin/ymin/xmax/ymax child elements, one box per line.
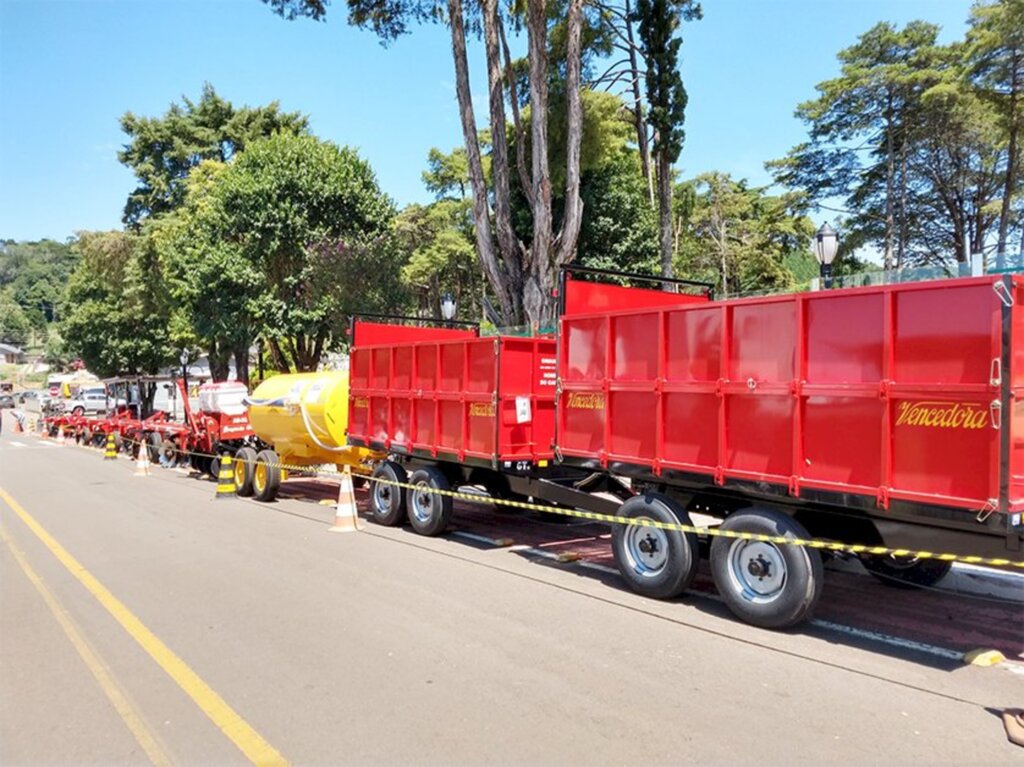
<box><xmin>895</xmin><ymin>401</ymin><xmax>987</xmax><ymax>430</ymax></box>
<box><xmin>353</xmin><ymin>397</ymin><xmax>369</xmax><ymax>409</ymax></box>
<box><xmin>469</xmin><ymin>402</ymin><xmax>495</xmax><ymax>417</ymax></box>
<box><xmin>566</xmin><ymin>392</ymin><xmax>606</xmax><ymax>410</ymax></box>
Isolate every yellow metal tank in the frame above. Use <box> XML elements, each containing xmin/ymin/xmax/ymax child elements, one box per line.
<box><xmin>246</xmin><ymin>371</ymin><xmax>376</xmax><ymax>471</ymax></box>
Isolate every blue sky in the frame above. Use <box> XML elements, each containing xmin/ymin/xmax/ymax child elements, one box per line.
<box><xmin>0</xmin><ymin>0</ymin><xmax>974</xmax><ymax>242</ymax></box>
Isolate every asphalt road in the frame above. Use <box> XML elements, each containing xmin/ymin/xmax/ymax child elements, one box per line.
<box><xmin>1</xmin><ymin>415</ymin><xmax>1022</xmax><ymax>766</ymax></box>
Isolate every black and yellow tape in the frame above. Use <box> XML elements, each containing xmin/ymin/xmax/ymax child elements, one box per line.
<box><xmin>88</xmin><ymin>433</ymin><xmax>1024</xmax><ymax>570</ymax></box>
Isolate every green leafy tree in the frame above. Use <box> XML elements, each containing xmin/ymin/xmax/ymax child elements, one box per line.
<box><xmin>0</xmin><ymin>239</ymin><xmax>77</xmax><ymax>331</ymax></box>
<box><xmin>0</xmin><ymin>288</ymin><xmax>31</xmax><ymax>346</ymax></box>
<box><xmin>396</xmin><ymin>200</ymin><xmax>482</xmax><ymax>319</ymax></box>
<box><xmin>965</xmin><ymin>0</ymin><xmax>1024</xmax><ymax>264</ymax></box>
<box><xmin>162</xmin><ymin>133</ymin><xmax>405</xmax><ymax>374</ymax></box>
<box><xmin>634</xmin><ymin>0</ymin><xmax>701</xmax><ymax>282</ymax></box>
<box><xmin>263</xmin><ymin>0</ymin><xmax>587</xmax><ymax>327</ymax></box>
<box><xmin>61</xmin><ymin>231</ymin><xmax>175</xmax><ymax>377</ymax></box>
<box><xmin>676</xmin><ymin>173</ymin><xmax>815</xmax><ymax>297</ymax></box>
<box><xmin>119</xmin><ymin>83</ymin><xmax>309</xmax><ymax>226</ymax></box>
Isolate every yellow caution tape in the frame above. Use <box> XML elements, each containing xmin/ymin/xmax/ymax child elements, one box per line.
<box><xmin>93</xmin><ymin>434</ymin><xmax>1024</xmax><ymax>570</ymax></box>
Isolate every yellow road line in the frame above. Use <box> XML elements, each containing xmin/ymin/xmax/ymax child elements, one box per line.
<box><xmin>0</xmin><ymin>486</ymin><xmax>290</xmax><ymax>767</ymax></box>
<box><xmin>0</xmin><ymin>525</ymin><xmax>174</xmax><ymax>767</ymax></box>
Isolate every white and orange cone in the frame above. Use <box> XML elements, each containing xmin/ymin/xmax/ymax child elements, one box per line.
<box><xmin>329</xmin><ymin>466</ymin><xmax>362</xmax><ymax>533</ymax></box>
<box><xmin>56</xmin><ymin>427</ymin><xmax>66</xmax><ymax>446</ymax></box>
<box><xmin>133</xmin><ymin>443</ymin><xmax>151</xmax><ymax>477</ymax></box>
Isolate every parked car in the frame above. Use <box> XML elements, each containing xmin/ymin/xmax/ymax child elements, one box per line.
<box><xmin>63</xmin><ymin>388</ymin><xmax>125</xmax><ymax>416</ymax></box>
<box><xmin>0</xmin><ymin>394</ymin><xmax>15</xmax><ymax>409</ymax></box>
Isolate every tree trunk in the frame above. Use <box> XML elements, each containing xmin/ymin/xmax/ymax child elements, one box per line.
<box><xmin>997</xmin><ymin>51</ymin><xmax>1020</xmax><ymax>268</ymax></box>
<box><xmin>523</xmin><ymin>0</ymin><xmax>553</xmax><ymax>327</ymax></box>
<box><xmin>267</xmin><ymin>338</ymin><xmax>289</xmax><ymax>373</ymax></box>
<box><xmin>656</xmin><ymin>148</ymin><xmax>674</xmax><ymax>286</ymax></box>
<box><xmin>498</xmin><ymin>18</ymin><xmax>532</xmax><ymax>205</ymax></box>
<box><xmin>624</xmin><ymin>0</ymin><xmax>654</xmax><ymax>205</ymax></box>
<box><xmin>233</xmin><ymin>342</ymin><xmax>250</xmax><ymax>387</ymax></box>
<box><xmin>448</xmin><ymin>0</ymin><xmax>516</xmax><ymax>325</ymax></box>
<box><xmin>884</xmin><ymin>92</ymin><xmax>895</xmax><ymax>272</ymax></box>
<box><xmin>208</xmin><ymin>341</ymin><xmax>231</xmax><ymax>382</ymax></box>
<box><xmin>482</xmin><ymin>0</ymin><xmax>525</xmax><ymax>315</ymax></box>
<box><xmin>554</xmin><ymin>0</ymin><xmax>585</xmax><ymax>271</ymax></box>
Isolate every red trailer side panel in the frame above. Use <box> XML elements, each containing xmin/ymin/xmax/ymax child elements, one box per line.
<box><xmin>559</xmin><ymin>276</ymin><xmax>1009</xmax><ymax>514</ymax></box>
<box><xmin>349</xmin><ymin>321</ymin><xmax>556</xmax><ymax>463</ymax></box>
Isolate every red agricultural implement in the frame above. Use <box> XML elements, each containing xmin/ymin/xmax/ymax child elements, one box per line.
<box><xmin>349</xmin><ymin>267</ymin><xmax>1024</xmax><ymax>629</ymax></box>
<box><xmin>140</xmin><ymin>379</ymin><xmax>255</xmax><ymax>473</ymax></box>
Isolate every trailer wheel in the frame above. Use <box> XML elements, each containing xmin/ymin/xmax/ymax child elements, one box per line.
<box><xmin>233</xmin><ymin>447</ymin><xmax>258</xmax><ymax>497</ymax></box>
<box><xmin>611</xmin><ymin>493</ymin><xmax>699</xmax><ymax>600</ymax></box>
<box><xmin>859</xmin><ymin>554</ymin><xmax>952</xmax><ymax>589</ymax></box>
<box><xmin>252</xmin><ymin>449</ymin><xmax>282</xmax><ymax>502</ymax></box>
<box><xmin>710</xmin><ymin>509</ymin><xmax>824</xmax><ymax>629</ymax></box>
<box><xmin>147</xmin><ymin>432</ymin><xmax>163</xmax><ymax>463</ymax></box>
<box><xmin>406</xmin><ymin>466</ymin><xmax>453</xmax><ymax>536</ymax></box>
<box><xmin>82</xmin><ymin>427</ymin><xmax>93</xmax><ymax>446</ymax></box>
<box><xmin>370</xmin><ymin>461</ymin><xmax>408</xmax><ymax>526</ymax></box>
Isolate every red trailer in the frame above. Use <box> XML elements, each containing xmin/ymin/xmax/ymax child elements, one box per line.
<box><xmin>348</xmin><ymin>317</ymin><xmax>628</xmax><ymax>536</ymax></box>
<box><xmin>558</xmin><ymin>268</ymin><xmax>1024</xmax><ymax>626</ymax></box>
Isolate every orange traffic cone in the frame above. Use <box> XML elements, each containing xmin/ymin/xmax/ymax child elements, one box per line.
<box><xmin>56</xmin><ymin>427</ymin><xmax>66</xmax><ymax>446</ymax></box>
<box><xmin>134</xmin><ymin>443</ymin><xmax>151</xmax><ymax>476</ymax></box>
<box><xmin>329</xmin><ymin>466</ymin><xmax>362</xmax><ymax>533</ymax></box>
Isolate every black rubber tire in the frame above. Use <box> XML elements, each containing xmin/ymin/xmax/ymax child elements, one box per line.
<box><xmin>611</xmin><ymin>493</ymin><xmax>700</xmax><ymax>600</ymax></box>
<box><xmin>370</xmin><ymin>461</ymin><xmax>408</xmax><ymax>526</ymax></box>
<box><xmin>190</xmin><ymin>453</ymin><xmax>211</xmax><ymax>476</ymax></box>
<box><xmin>859</xmin><ymin>554</ymin><xmax>953</xmax><ymax>589</ymax></box>
<box><xmin>81</xmin><ymin>427</ymin><xmax>93</xmax><ymax>446</ymax></box>
<box><xmin>710</xmin><ymin>509</ymin><xmax>824</xmax><ymax>629</ymax></box>
<box><xmin>233</xmin><ymin>447</ymin><xmax>258</xmax><ymax>497</ymax></box>
<box><xmin>253</xmin><ymin>449</ymin><xmax>282</xmax><ymax>502</ymax></box>
<box><xmin>147</xmin><ymin>432</ymin><xmax>162</xmax><ymax>463</ymax></box>
<box><xmin>209</xmin><ymin>456</ymin><xmax>221</xmax><ymax>480</ymax></box>
<box><xmin>405</xmin><ymin>466</ymin><xmax>453</xmax><ymax>536</ymax></box>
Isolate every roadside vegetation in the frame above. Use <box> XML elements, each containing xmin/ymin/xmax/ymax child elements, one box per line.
<box><xmin>1</xmin><ymin>0</ymin><xmax>1020</xmax><ymax>380</ymax></box>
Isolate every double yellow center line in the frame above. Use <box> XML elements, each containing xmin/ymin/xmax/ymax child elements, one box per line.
<box><xmin>0</xmin><ymin>486</ymin><xmax>289</xmax><ymax>766</ymax></box>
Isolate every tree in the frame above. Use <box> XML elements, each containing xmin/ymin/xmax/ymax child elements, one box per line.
<box><xmin>0</xmin><ymin>239</ymin><xmax>77</xmax><ymax>331</ymax></box>
<box><xmin>769</xmin><ymin>19</ymin><xmax>1018</xmax><ymax>271</ymax></box>
<box><xmin>396</xmin><ymin>199</ymin><xmax>483</xmax><ymax>319</ymax></box>
<box><xmin>0</xmin><ymin>289</ymin><xmax>31</xmax><ymax>346</ymax></box>
<box><xmin>634</xmin><ymin>0</ymin><xmax>700</xmax><ymax>284</ymax></box>
<box><xmin>965</xmin><ymin>0</ymin><xmax>1024</xmax><ymax>265</ymax></box>
<box><xmin>119</xmin><ymin>83</ymin><xmax>308</xmax><ymax>226</ymax></box>
<box><xmin>676</xmin><ymin>173</ymin><xmax>814</xmax><ymax>297</ymax></box>
<box><xmin>61</xmin><ymin>231</ymin><xmax>175</xmax><ymax>377</ymax></box>
<box><xmin>263</xmin><ymin>0</ymin><xmax>587</xmax><ymax>327</ymax></box>
<box><xmin>162</xmin><ymin>133</ymin><xmax>405</xmax><ymax>374</ymax></box>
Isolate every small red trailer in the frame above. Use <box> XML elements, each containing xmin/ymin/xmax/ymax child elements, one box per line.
<box><xmin>558</xmin><ymin>268</ymin><xmax>1024</xmax><ymax>626</ymax></box>
<box><xmin>348</xmin><ymin>317</ymin><xmax>628</xmax><ymax>535</ymax></box>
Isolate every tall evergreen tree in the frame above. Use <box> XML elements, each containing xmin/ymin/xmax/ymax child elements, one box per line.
<box><xmin>634</xmin><ymin>0</ymin><xmax>700</xmax><ymax>285</ymax></box>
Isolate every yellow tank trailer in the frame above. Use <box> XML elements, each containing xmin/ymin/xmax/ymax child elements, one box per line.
<box><xmin>235</xmin><ymin>371</ymin><xmax>381</xmax><ymax>501</ymax></box>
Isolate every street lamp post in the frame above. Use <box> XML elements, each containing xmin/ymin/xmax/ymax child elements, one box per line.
<box><xmin>813</xmin><ymin>223</ymin><xmax>839</xmax><ymax>289</ymax></box>
<box><xmin>440</xmin><ymin>292</ymin><xmax>457</xmax><ymax>323</ymax></box>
